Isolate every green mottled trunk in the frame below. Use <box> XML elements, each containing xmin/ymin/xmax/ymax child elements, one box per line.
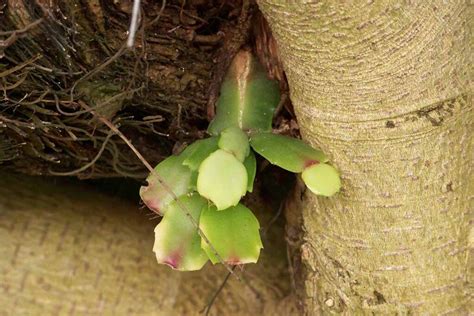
<box><xmin>259</xmin><ymin>2</ymin><xmax>472</xmax><ymax>314</ymax></box>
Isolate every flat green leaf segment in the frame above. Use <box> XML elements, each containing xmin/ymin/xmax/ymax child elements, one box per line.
<box><xmin>153</xmin><ymin>194</ymin><xmax>208</xmax><ymax>271</ymax></box>
<box><xmin>302</xmin><ymin>163</ymin><xmax>341</xmax><ymax>197</ymax></box>
<box><xmin>139</xmin><ymin>155</ymin><xmax>192</xmax><ymax>215</ymax></box>
<box><xmin>181</xmin><ymin>137</ymin><xmax>219</xmax><ymax>170</ymax></box>
<box><xmin>208</xmin><ymin>50</ymin><xmax>280</xmax><ymax>135</ymax></box>
<box><xmin>243</xmin><ymin>151</ymin><xmax>256</xmax><ymax>193</ymax></box>
<box><xmin>200</xmin><ymin>204</ymin><xmax>263</xmax><ymax>265</ymax></box>
<box><xmin>197</xmin><ymin>149</ymin><xmax>247</xmax><ymax>210</ymax></box>
<box><xmin>218</xmin><ymin>127</ymin><xmax>250</xmax><ymax>162</ymax></box>
<box><xmin>250</xmin><ymin>132</ymin><xmax>328</xmax><ymax>173</ymax></box>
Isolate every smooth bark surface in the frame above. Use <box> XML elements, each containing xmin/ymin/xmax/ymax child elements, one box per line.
<box><xmin>0</xmin><ymin>172</ymin><xmax>298</xmax><ymax>315</ymax></box>
<box><xmin>259</xmin><ymin>2</ymin><xmax>472</xmax><ymax>314</ymax></box>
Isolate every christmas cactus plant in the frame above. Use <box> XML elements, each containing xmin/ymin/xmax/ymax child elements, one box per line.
<box><xmin>140</xmin><ymin>50</ymin><xmax>340</xmax><ymax>271</ymax></box>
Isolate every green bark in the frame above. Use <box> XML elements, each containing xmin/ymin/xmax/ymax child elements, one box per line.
<box><xmin>259</xmin><ymin>1</ymin><xmax>472</xmax><ymax>314</ymax></box>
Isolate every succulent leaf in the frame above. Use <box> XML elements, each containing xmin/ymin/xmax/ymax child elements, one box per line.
<box><xmin>200</xmin><ymin>203</ymin><xmax>263</xmax><ymax>265</ymax></box>
<box><xmin>153</xmin><ymin>194</ymin><xmax>209</xmax><ymax>271</ymax></box>
<box><xmin>218</xmin><ymin>127</ymin><xmax>250</xmax><ymax>162</ymax></box>
<box><xmin>139</xmin><ymin>155</ymin><xmax>192</xmax><ymax>215</ymax></box>
<box><xmin>243</xmin><ymin>150</ymin><xmax>256</xmax><ymax>193</ymax></box>
<box><xmin>302</xmin><ymin>163</ymin><xmax>341</xmax><ymax>197</ymax></box>
<box><xmin>250</xmin><ymin>132</ymin><xmax>328</xmax><ymax>173</ymax></box>
<box><xmin>181</xmin><ymin>137</ymin><xmax>219</xmax><ymax>171</ymax></box>
<box><xmin>189</xmin><ymin>171</ymin><xmax>198</xmax><ymax>191</ymax></box>
<box><xmin>208</xmin><ymin>50</ymin><xmax>280</xmax><ymax>135</ymax></box>
<box><xmin>197</xmin><ymin>149</ymin><xmax>247</xmax><ymax>210</ymax></box>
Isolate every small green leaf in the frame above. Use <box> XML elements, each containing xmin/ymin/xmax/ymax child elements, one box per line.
<box><xmin>218</xmin><ymin>127</ymin><xmax>250</xmax><ymax>162</ymax></box>
<box><xmin>181</xmin><ymin>137</ymin><xmax>219</xmax><ymax>171</ymax></box>
<box><xmin>140</xmin><ymin>155</ymin><xmax>192</xmax><ymax>215</ymax></box>
<box><xmin>153</xmin><ymin>194</ymin><xmax>209</xmax><ymax>271</ymax></box>
<box><xmin>200</xmin><ymin>203</ymin><xmax>263</xmax><ymax>265</ymax></box>
<box><xmin>243</xmin><ymin>151</ymin><xmax>256</xmax><ymax>192</ymax></box>
<box><xmin>197</xmin><ymin>149</ymin><xmax>247</xmax><ymax>210</ymax></box>
<box><xmin>208</xmin><ymin>50</ymin><xmax>280</xmax><ymax>135</ymax></box>
<box><xmin>189</xmin><ymin>171</ymin><xmax>198</xmax><ymax>191</ymax></box>
<box><xmin>302</xmin><ymin>163</ymin><xmax>341</xmax><ymax>197</ymax></box>
<box><xmin>250</xmin><ymin>132</ymin><xmax>328</xmax><ymax>173</ymax></box>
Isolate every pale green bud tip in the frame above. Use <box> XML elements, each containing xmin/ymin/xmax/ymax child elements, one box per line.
<box><xmin>197</xmin><ymin>149</ymin><xmax>247</xmax><ymax>210</ymax></box>
<box><xmin>218</xmin><ymin>126</ymin><xmax>250</xmax><ymax>162</ymax></box>
<box><xmin>302</xmin><ymin>163</ymin><xmax>341</xmax><ymax>197</ymax></box>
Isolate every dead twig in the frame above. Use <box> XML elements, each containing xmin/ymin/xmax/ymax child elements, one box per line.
<box><xmin>127</xmin><ymin>0</ymin><xmax>141</xmax><ymax>48</ymax></box>
<box><xmin>201</xmin><ymin>266</ymin><xmax>236</xmax><ymax>316</ymax></box>
<box><xmin>0</xmin><ymin>18</ymin><xmax>44</xmax><ymax>49</ymax></box>
<box><xmin>49</xmin><ymin>131</ymin><xmax>114</xmax><ymax>176</ymax></box>
<box><xmin>146</xmin><ymin>0</ymin><xmax>167</xmax><ymax>28</ymax></box>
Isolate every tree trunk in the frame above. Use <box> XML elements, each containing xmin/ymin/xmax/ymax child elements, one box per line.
<box><xmin>0</xmin><ymin>171</ymin><xmax>298</xmax><ymax>315</ymax></box>
<box><xmin>259</xmin><ymin>2</ymin><xmax>472</xmax><ymax>314</ymax></box>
